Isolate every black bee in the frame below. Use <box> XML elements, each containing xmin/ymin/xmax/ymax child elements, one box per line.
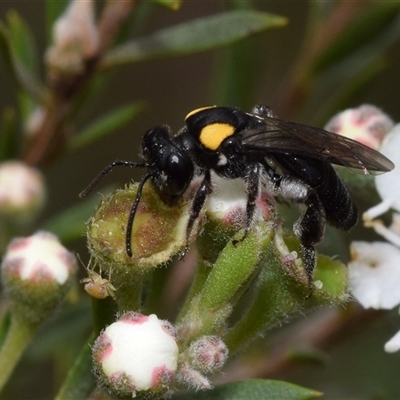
<box><xmin>80</xmin><ymin>104</ymin><xmax>394</xmax><ymax>282</ymax></box>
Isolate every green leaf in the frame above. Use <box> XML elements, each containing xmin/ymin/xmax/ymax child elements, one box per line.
<box><xmin>0</xmin><ymin>22</ymin><xmax>18</xmax><ymax>83</ymax></box>
<box><xmin>42</xmin><ymin>196</ymin><xmax>102</xmax><ymax>243</ymax></box>
<box><xmin>101</xmin><ymin>10</ymin><xmax>287</xmax><ymax>68</ymax></box>
<box><xmin>171</xmin><ymin>379</ymin><xmax>321</xmax><ymax>400</ymax></box>
<box><xmin>154</xmin><ymin>0</ymin><xmax>182</xmax><ymax>11</ymax></box>
<box><xmin>7</xmin><ymin>10</ymin><xmax>39</xmax><ymax>74</ymax></box>
<box><xmin>0</xmin><ymin>22</ymin><xmax>46</xmax><ymax>104</ymax></box>
<box><xmin>68</xmin><ymin>102</ymin><xmax>145</xmax><ymax>151</ymax></box>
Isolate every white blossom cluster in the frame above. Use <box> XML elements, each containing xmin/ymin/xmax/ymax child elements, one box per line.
<box><xmin>330</xmin><ymin>107</ymin><xmax>400</xmax><ymax>353</ymax></box>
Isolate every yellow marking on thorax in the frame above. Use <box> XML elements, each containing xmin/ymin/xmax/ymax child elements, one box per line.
<box><xmin>185</xmin><ymin>106</ymin><xmax>216</xmax><ymax>120</ymax></box>
<box><xmin>199</xmin><ymin>123</ymin><xmax>235</xmax><ymax>151</ymax></box>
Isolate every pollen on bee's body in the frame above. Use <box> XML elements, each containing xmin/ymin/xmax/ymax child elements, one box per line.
<box><xmin>199</xmin><ymin>123</ymin><xmax>235</xmax><ymax>151</ymax></box>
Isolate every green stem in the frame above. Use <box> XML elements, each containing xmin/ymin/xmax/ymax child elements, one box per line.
<box><xmin>92</xmin><ymin>296</ymin><xmax>118</xmax><ymax>336</ymax></box>
<box><xmin>0</xmin><ymin>316</ymin><xmax>37</xmax><ymax>393</ymax></box>
<box><xmin>112</xmin><ymin>270</ymin><xmax>146</xmax><ymax>312</ymax></box>
<box><xmin>178</xmin><ymin>227</ymin><xmax>273</xmax><ymax>344</ymax></box>
<box><xmin>175</xmin><ymin>258</ymin><xmax>212</xmax><ymax>324</ymax></box>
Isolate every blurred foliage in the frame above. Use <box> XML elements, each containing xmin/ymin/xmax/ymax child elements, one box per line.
<box><xmin>0</xmin><ymin>0</ymin><xmax>400</xmax><ymax>399</ymax></box>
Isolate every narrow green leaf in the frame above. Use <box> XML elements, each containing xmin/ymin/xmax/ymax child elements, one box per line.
<box><xmin>42</xmin><ymin>196</ymin><xmax>102</xmax><ymax>243</ymax></box>
<box><xmin>68</xmin><ymin>102</ymin><xmax>145</xmax><ymax>151</ymax></box>
<box><xmin>171</xmin><ymin>379</ymin><xmax>322</xmax><ymax>400</ymax></box>
<box><xmin>154</xmin><ymin>0</ymin><xmax>182</xmax><ymax>11</ymax></box>
<box><xmin>101</xmin><ymin>10</ymin><xmax>287</xmax><ymax>68</ymax></box>
<box><xmin>0</xmin><ymin>22</ymin><xmax>46</xmax><ymax>104</ymax></box>
<box><xmin>0</xmin><ymin>22</ymin><xmax>18</xmax><ymax>83</ymax></box>
<box><xmin>0</xmin><ymin>107</ymin><xmax>19</xmax><ymax>161</ymax></box>
<box><xmin>7</xmin><ymin>10</ymin><xmax>39</xmax><ymax>74</ymax></box>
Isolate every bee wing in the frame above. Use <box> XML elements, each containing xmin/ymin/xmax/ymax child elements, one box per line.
<box><xmin>240</xmin><ymin>116</ymin><xmax>394</xmax><ymax>174</ymax></box>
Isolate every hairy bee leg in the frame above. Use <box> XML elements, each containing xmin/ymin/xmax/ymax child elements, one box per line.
<box><xmin>300</xmin><ymin>244</ymin><xmax>316</xmax><ymax>291</ymax></box>
<box><xmin>232</xmin><ymin>163</ymin><xmax>261</xmax><ymax>246</ymax></box>
<box><xmin>125</xmin><ymin>173</ymin><xmax>152</xmax><ymax>257</ymax></box>
<box><xmin>180</xmin><ymin>170</ymin><xmax>213</xmax><ymax>258</ymax></box>
<box><xmin>272</xmin><ymin>176</ymin><xmax>326</xmax><ymax>284</ymax></box>
<box><xmin>79</xmin><ymin>160</ymin><xmax>146</xmax><ymax>198</ymax></box>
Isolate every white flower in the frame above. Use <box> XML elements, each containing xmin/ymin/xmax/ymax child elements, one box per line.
<box><xmin>348</xmin><ymin>241</ymin><xmax>400</xmax><ymax>310</ymax></box>
<box><xmin>92</xmin><ymin>312</ymin><xmax>179</xmax><ymax>398</ymax></box>
<box><xmin>385</xmin><ymin>329</ymin><xmax>400</xmax><ymax>353</ymax></box>
<box><xmin>363</xmin><ymin>124</ymin><xmax>400</xmax><ymax>224</ymax></box>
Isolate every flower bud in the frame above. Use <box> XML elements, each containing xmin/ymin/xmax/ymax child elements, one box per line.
<box><xmin>46</xmin><ymin>0</ymin><xmax>99</xmax><ymax>78</ymax></box>
<box><xmin>0</xmin><ymin>161</ymin><xmax>45</xmax><ymax>224</ymax></box>
<box><xmin>188</xmin><ymin>336</ymin><xmax>228</xmax><ymax>374</ymax></box>
<box><xmin>325</xmin><ymin>104</ymin><xmax>393</xmax><ymax>150</ymax></box>
<box><xmin>92</xmin><ymin>312</ymin><xmax>179</xmax><ymax>399</ymax></box>
<box><xmin>1</xmin><ymin>231</ymin><xmax>77</xmax><ymax>324</ymax></box>
<box><xmin>175</xmin><ymin>363</ymin><xmax>211</xmax><ymax>390</ymax></box>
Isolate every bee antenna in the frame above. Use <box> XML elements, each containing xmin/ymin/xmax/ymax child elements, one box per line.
<box><xmin>79</xmin><ymin>160</ymin><xmax>146</xmax><ymax>198</ymax></box>
<box><xmin>125</xmin><ymin>173</ymin><xmax>153</xmax><ymax>257</ymax></box>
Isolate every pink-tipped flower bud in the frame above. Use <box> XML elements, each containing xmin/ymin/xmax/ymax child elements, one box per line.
<box><xmin>325</xmin><ymin>104</ymin><xmax>393</xmax><ymax>150</ymax></box>
<box><xmin>188</xmin><ymin>336</ymin><xmax>228</xmax><ymax>374</ymax></box>
<box><xmin>1</xmin><ymin>231</ymin><xmax>77</xmax><ymax>323</ymax></box>
<box><xmin>92</xmin><ymin>312</ymin><xmax>179</xmax><ymax>399</ymax></box>
<box><xmin>0</xmin><ymin>161</ymin><xmax>45</xmax><ymax>224</ymax></box>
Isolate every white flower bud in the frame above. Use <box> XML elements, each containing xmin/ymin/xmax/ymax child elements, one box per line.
<box><xmin>348</xmin><ymin>241</ymin><xmax>400</xmax><ymax>310</ymax></box>
<box><xmin>1</xmin><ymin>231</ymin><xmax>77</xmax><ymax>323</ymax></box>
<box><xmin>325</xmin><ymin>104</ymin><xmax>393</xmax><ymax>150</ymax></box>
<box><xmin>46</xmin><ymin>0</ymin><xmax>99</xmax><ymax>76</ymax></box>
<box><xmin>92</xmin><ymin>312</ymin><xmax>179</xmax><ymax>398</ymax></box>
<box><xmin>0</xmin><ymin>161</ymin><xmax>45</xmax><ymax>224</ymax></box>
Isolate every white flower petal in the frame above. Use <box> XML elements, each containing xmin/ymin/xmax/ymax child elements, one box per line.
<box><xmin>348</xmin><ymin>241</ymin><xmax>400</xmax><ymax>309</ymax></box>
<box><xmin>375</xmin><ymin>124</ymin><xmax>400</xmax><ymax>213</ymax></box>
<box><xmin>385</xmin><ymin>330</ymin><xmax>400</xmax><ymax>353</ymax></box>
